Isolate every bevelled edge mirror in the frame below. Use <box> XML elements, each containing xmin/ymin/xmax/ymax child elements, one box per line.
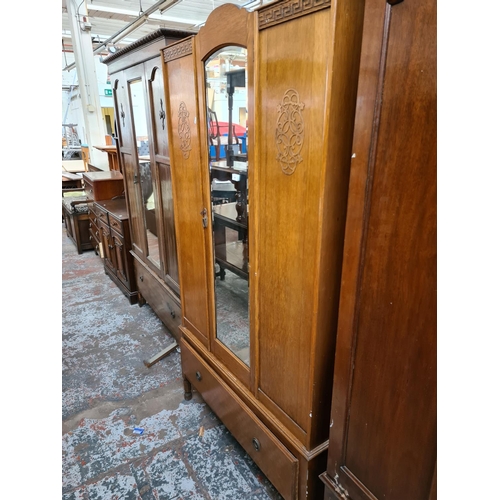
<box><xmin>128</xmin><ymin>78</ymin><xmax>161</xmax><ymax>271</ymax></box>
<box><xmin>204</xmin><ymin>45</ymin><xmax>250</xmax><ymax>366</ymax></box>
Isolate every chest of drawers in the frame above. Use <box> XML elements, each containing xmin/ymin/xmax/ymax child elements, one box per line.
<box><xmin>83</xmin><ymin>171</ymin><xmax>124</xmax><ymax>203</ymax></box>
<box><xmin>91</xmin><ymin>198</ymin><xmax>138</xmax><ymax>305</ymax></box>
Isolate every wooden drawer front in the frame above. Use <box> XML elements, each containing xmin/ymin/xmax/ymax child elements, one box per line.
<box><xmin>93</xmin><ymin>204</ymin><xmax>109</xmax><ymax>225</ymax></box>
<box><xmin>84</xmin><ymin>179</ymin><xmax>94</xmax><ymax>201</ymax></box>
<box><xmin>108</xmin><ymin>213</ymin><xmax>125</xmax><ymax>236</ymax></box>
<box><xmin>181</xmin><ymin>339</ymin><xmax>298</xmax><ymax>500</ymax></box>
<box><xmin>89</xmin><ymin>218</ymin><xmax>99</xmax><ymax>242</ymax></box>
<box><xmin>133</xmin><ymin>257</ymin><xmax>181</xmax><ymax>339</ymax></box>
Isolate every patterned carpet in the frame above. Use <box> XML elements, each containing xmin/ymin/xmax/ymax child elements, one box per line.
<box><xmin>214</xmin><ymin>268</ymin><xmax>250</xmax><ymax>364</ymax></box>
<box><xmin>61</xmin><ymin>223</ymin><xmax>283</xmax><ymax>500</ymax></box>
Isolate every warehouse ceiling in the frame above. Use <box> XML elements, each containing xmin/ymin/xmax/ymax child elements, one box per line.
<box><xmin>62</xmin><ymin>0</ymin><xmax>263</xmax><ymax>56</ymax></box>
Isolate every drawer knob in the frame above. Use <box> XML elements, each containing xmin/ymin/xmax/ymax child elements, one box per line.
<box><xmin>139</xmin><ymin>276</ymin><xmax>144</xmax><ymax>281</ymax></box>
<box><xmin>195</xmin><ymin>371</ymin><xmax>202</xmax><ymax>381</ymax></box>
<box><xmin>252</xmin><ymin>438</ymin><xmax>261</xmax><ymax>452</ymax></box>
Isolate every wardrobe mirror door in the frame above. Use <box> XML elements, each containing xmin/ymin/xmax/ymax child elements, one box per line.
<box><xmin>129</xmin><ymin>79</ymin><xmax>161</xmax><ymax>270</ymax></box>
<box><xmin>205</xmin><ymin>46</ymin><xmax>250</xmax><ymax>366</ymax></box>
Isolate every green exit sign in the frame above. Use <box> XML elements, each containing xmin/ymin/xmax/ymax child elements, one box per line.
<box><xmin>104</xmin><ymin>89</ymin><xmax>112</xmax><ymax>96</ymax></box>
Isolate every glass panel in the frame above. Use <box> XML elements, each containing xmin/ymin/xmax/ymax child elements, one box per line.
<box><xmin>129</xmin><ymin>79</ymin><xmax>161</xmax><ymax>270</ymax></box>
<box><xmin>205</xmin><ymin>46</ymin><xmax>249</xmax><ymax>366</ymax></box>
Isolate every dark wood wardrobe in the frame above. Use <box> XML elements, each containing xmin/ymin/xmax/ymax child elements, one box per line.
<box><xmin>103</xmin><ymin>29</ymin><xmax>192</xmax><ymax>337</ymax></box>
<box><xmin>319</xmin><ymin>0</ymin><xmax>437</xmax><ymax>498</ymax></box>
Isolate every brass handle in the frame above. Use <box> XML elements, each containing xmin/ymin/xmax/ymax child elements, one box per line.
<box><xmin>195</xmin><ymin>371</ymin><xmax>202</xmax><ymax>381</ymax></box>
<box><xmin>252</xmin><ymin>438</ymin><xmax>261</xmax><ymax>452</ymax></box>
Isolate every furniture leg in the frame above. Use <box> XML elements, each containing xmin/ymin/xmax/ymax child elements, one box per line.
<box><xmin>183</xmin><ymin>376</ymin><xmax>193</xmax><ymax>400</ymax></box>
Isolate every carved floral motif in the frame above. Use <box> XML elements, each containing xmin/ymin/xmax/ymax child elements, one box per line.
<box><xmin>178</xmin><ymin>101</ymin><xmax>192</xmax><ymax>160</ymax></box>
<box><xmin>276</xmin><ymin>89</ymin><xmax>305</xmax><ymax>175</ymax></box>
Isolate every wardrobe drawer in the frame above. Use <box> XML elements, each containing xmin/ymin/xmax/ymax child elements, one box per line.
<box><xmin>180</xmin><ymin>339</ymin><xmax>298</xmax><ymax>500</ymax></box>
<box><xmin>83</xmin><ymin>178</ymin><xmax>94</xmax><ymax>201</ymax></box>
<box><xmin>133</xmin><ymin>256</ymin><xmax>181</xmax><ymax>338</ymax></box>
<box><xmin>108</xmin><ymin>212</ymin><xmax>125</xmax><ymax>236</ymax></box>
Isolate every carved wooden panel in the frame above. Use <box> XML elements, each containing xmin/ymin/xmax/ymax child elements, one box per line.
<box><xmin>178</xmin><ymin>101</ymin><xmax>192</xmax><ymax>159</ymax></box>
<box><xmin>276</xmin><ymin>89</ymin><xmax>305</xmax><ymax>175</ymax></box>
<box><xmin>163</xmin><ymin>37</ymin><xmax>193</xmax><ymax>63</ymax></box>
<box><xmin>258</xmin><ymin>0</ymin><xmax>331</xmax><ymax>30</ymax></box>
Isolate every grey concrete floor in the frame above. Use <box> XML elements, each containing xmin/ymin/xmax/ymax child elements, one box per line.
<box><xmin>62</xmin><ymin>224</ymin><xmax>284</xmax><ymax>500</ymax></box>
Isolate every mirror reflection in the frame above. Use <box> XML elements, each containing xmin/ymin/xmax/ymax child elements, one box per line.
<box><xmin>129</xmin><ymin>80</ymin><xmax>161</xmax><ymax>269</ymax></box>
<box><xmin>206</xmin><ymin>46</ymin><xmax>250</xmax><ymax>366</ymax></box>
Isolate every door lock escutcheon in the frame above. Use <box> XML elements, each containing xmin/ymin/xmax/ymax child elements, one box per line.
<box><xmin>200</xmin><ymin>208</ymin><xmax>208</xmax><ymax>228</ymax></box>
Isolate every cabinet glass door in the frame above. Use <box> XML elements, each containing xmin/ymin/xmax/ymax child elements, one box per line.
<box><xmin>205</xmin><ymin>46</ymin><xmax>249</xmax><ymax>365</ymax></box>
<box><xmin>129</xmin><ymin>79</ymin><xmax>161</xmax><ymax>270</ymax></box>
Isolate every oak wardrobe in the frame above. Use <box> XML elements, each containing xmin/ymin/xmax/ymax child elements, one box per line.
<box><xmin>103</xmin><ymin>28</ymin><xmax>192</xmax><ymax>336</ymax></box>
<box><xmin>161</xmin><ymin>1</ymin><xmax>364</xmax><ymax>498</ymax></box>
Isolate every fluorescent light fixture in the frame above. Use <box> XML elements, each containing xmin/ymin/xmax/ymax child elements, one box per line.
<box><xmin>112</xmin><ymin>16</ymin><xmax>148</xmax><ymax>44</ymax></box>
<box><xmin>157</xmin><ymin>0</ymin><xmax>181</xmax><ymax>14</ymax></box>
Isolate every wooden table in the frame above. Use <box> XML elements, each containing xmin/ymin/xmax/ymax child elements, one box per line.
<box><xmin>210</xmin><ymin>160</ymin><xmax>248</xmax><ymax>225</ymax></box>
<box><xmin>212</xmin><ymin>202</ymin><xmax>248</xmax><ymax>281</ymax></box>
<box><xmin>94</xmin><ymin>145</ymin><xmax>120</xmax><ymax>172</ymax></box>
<box><xmin>62</xmin><ymin>172</ymin><xmax>83</xmax><ymax>190</ymax></box>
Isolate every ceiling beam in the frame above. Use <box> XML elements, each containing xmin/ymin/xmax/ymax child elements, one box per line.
<box><xmin>62</xmin><ymin>0</ymin><xmax>188</xmax><ymax>71</ymax></box>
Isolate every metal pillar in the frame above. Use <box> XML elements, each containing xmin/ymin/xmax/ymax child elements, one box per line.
<box><xmin>65</xmin><ymin>0</ymin><xmax>109</xmax><ymax>170</ymax></box>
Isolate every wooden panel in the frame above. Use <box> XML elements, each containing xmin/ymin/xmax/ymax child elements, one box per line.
<box><xmin>121</xmin><ymin>153</ymin><xmax>147</xmax><ymax>261</ymax></box>
<box><xmin>162</xmin><ymin>39</ymin><xmax>211</xmax><ymax>348</ymax></box>
<box><xmin>92</xmin><ymin>203</ymin><xmax>109</xmax><ymax>226</ymax></box>
<box><xmin>82</xmin><ymin>171</ymin><xmax>124</xmax><ymax>201</ymax></box>
<box><xmin>157</xmin><ymin>159</ymin><xmax>179</xmax><ymax>287</ymax></box>
<box><xmin>111</xmin><ymin>227</ymin><xmax>135</xmax><ymax>290</ymax></box>
<box><xmin>196</xmin><ymin>4</ymin><xmax>249</xmax><ymax>60</ymax></box>
<box><xmin>108</xmin><ymin>212</ymin><xmax>125</xmax><ymax>236</ymax></box>
<box><xmin>133</xmin><ymin>255</ymin><xmax>181</xmax><ymax>340</ymax></box>
<box><xmin>144</xmin><ymin>58</ymin><xmax>180</xmax><ymax>290</ymax></box>
<box><xmin>255</xmin><ymin>9</ymin><xmax>330</xmax><ymax>433</ymax></box>
<box><xmin>324</xmin><ymin>0</ymin><xmax>437</xmax><ymax>498</ymax></box>
<box><xmin>145</xmin><ymin>61</ymin><xmax>170</xmax><ymax>160</ymax></box>
<box><xmin>112</xmin><ymin>75</ymin><xmax>135</xmax><ymax>150</ymax></box>
<box><xmin>181</xmin><ymin>338</ymin><xmax>299</xmax><ymax>500</ymax></box>
<box><xmin>89</xmin><ymin>217</ymin><xmax>100</xmax><ymax>254</ymax></box>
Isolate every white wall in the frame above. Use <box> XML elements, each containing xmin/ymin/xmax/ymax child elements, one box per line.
<box><xmin>62</xmin><ymin>51</ymin><xmax>114</xmax><ymax>146</ymax></box>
